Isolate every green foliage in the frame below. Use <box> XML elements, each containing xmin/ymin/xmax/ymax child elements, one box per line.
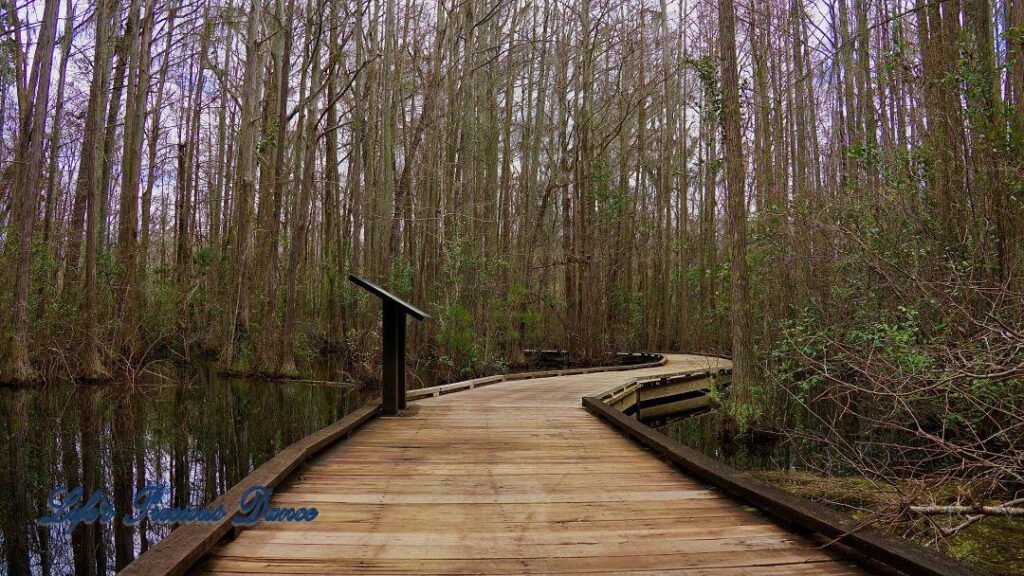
<box><xmin>882</xmin><ymin>26</ymin><xmax>908</xmax><ymax>76</ymax></box>
<box><xmin>846</xmin><ymin>141</ymin><xmax>882</xmax><ymax>168</ymax></box>
<box><xmin>258</xmin><ymin>121</ymin><xmax>277</xmax><ymax>156</ymax></box>
<box><xmin>195</xmin><ymin>244</ymin><xmax>214</xmax><ymax>268</ymax></box>
<box><xmin>388</xmin><ymin>254</ymin><xmax>413</xmax><ymax>296</ymax></box>
<box><xmin>505</xmin><ymin>282</ymin><xmax>540</xmax><ymax>341</ymax></box>
<box><xmin>956</xmin><ymin>34</ymin><xmax>999</xmax><ymax>125</ymax></box>
<box><xmin>589</xmin><ymin>160</ymin><xmax>628</xmax><ymax>218</ymax></box>
<box><xmin>435</xmin><ymin>302</ymin><xmax>477</xmax><ymax>373</ymax></box>
<box><xmin>424</xmin><ymin>226</ymin><xmax>521</xmax><ymax>376</ymax></box>
<box><xmin>688</xmin><ymin>56</ymin><xmax>722</xmax><ymax>124</ymax></box>
<box><xmin>609</xmin><ymin>284</ymin><xmax>643</xmax><ymax>344</ymax></box>
<box><xmin>0</xmin><ymin>36</ymin><xmax>16</xmax><ymax>84</ymax></box>
<box><xmin>684</xmin><ymin>265</ymin><xmax>703</xmax><ymax>293</ymax></box>
<box><xmin>1003</xmin><ymin>25</ymin><xmax>1024</xmax><ymax>45</ymax></box>
<box><xmin>844</xmin><ymin>305</ymin><xmax>934</xmax><ymax>373</ymax></box>
<box><xmin>29</xmin><ymin>240</ymin><xmax>59</xmax><ymax>315</ymax></box>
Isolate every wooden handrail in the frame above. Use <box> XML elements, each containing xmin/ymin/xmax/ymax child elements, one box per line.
<box><xmin>406</xmin><ymin>353</ymin><xmax>667</xmax><ymax>401</ymax></box>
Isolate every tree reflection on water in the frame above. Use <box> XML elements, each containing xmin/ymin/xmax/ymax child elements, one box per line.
<box><xmin>0</xmin><ymin>365</ymin><xmax>375</xmax><ymax>575</ymax></box>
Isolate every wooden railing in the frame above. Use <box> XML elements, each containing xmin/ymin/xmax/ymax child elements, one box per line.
<box><xmin>592</xmin><ymin>367</ymin><xmax>731</xmax><ymax>423</ymax></box>
<box><xmin>524</xmin><ymin>349</ymin><xmax>665</xmax><ymax>367</ymax></box>
<box><xmin>408</xmin><ymin>352</ymin><xmax>666</xmax><ymax>401</ymax></box>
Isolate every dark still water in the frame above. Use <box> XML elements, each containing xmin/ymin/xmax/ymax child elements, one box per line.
<box><xmin>659</xmin><ymin>408</ymin><xmax>865</xmax><ymax>476</ymax></box>
<box><xmin>660</xmin><ymin>411</ymin><xmax>800</xmax><ymax>472</ymax></box>
<box><xmin>0</xmin><ymin>364</ymin><xmax>376</xmax><ymax>575</ymax></box>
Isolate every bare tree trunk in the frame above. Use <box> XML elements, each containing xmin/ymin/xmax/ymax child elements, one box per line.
<box><xmin>99</xmin><ymin>4</ymin><xmax>130</xmax><ymax>251</ymax></box>
<box><xmin>140</xmin><ymin>1</ymin><xmax>178</xmax><ymax>286</ymax></box>
<box><xmin>280</xmin><ymin>9</ymin><xmax>324</xmax><ymax>374</ymax></box>
<box><xmin>221</xmin><ymin>1</ymin><xmax>264</xmax><ymax>368</ymax></box>
<box><xmin>78</xmin><ymin>0</ymin><xmax>118</xmax><ymax>380</ymax></box>
<box><xmin>2</xmin><ymin>0</ymin><xmax>60</xmax><ymax>382</ymax></box>
<box><xmin>42</xmin><ymin>0</ymin><xmax>74</xmax><ymax>253</ymax></box>
<box><xmin>114</xmin><ymin>0</ymin><xmax>155</xmax><ymax>356</ymax></box>
<box><xmin>718</xmin><ymin>0</ymin><xmax>756</xmax><ymax>405</ymax></box>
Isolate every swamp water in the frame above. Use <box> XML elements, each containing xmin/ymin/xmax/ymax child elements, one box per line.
<box><xmin>0</xmin><ymin>363</ymin><xmax>376</xmax><ymax>575</ymax></box>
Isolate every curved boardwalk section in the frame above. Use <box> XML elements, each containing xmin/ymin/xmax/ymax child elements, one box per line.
<box><xmin>193</xmin><ymin>354</ymin><xmax>868</xmax><ymax>575</ymax></box>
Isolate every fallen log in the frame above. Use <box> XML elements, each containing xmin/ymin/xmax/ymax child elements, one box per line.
<box><xmin>909</xmin><ymin>501</ymin><xmax>1024</xmax><ymax>517</ymax></box>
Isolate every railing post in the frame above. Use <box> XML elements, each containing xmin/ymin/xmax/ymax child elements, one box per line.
<box><xmin>381</xmin><ymin>303</ymin><xmax>399</xmax><ymax>415</ymax></box>
<box><xmin>381</xmin><ymin>303</ymin><xmax>410</xmax><ymax>415</ymax></box>
<box><xmin>396</xmin><ymin>306</ymin><xmax>407</xmax><ymax>410</ymax></box>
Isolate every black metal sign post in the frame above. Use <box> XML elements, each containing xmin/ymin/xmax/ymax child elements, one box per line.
<box><xmin>349</xmin><ymin>275</ymin><xmax>429</xmax><ymax>415</ymax></box>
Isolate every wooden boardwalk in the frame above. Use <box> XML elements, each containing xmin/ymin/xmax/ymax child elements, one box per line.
<box><xmin>193</xmin><ymin>354</ymin><xmax>869</xmax><ymax>575</ymax></box>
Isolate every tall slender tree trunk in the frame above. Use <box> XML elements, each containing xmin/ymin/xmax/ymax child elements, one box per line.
<box><xmin>2</xmin><ymin>0</ymin><xmax>60</xmax><ymax>382</ymax></box>
<box><xmin>221</xmin><ymin>1</ymin><xmax>264</xmax><ymax>368</ymax></box>
<box><xmin>115</xmin><ymin>0</ymin><xmax>155</xmax><ymax>355</ymax></box>
<box><xmin>140</xmin><ymin>1</ymin><xmax>178</xmax><ymax>287</ymax></box>
<box><xmin>42</xmin><ymin>0</ymin><xmax>74</xmax><ymax>253</ymax></box>
<box><xmin>280</xmin><ymin>10</ymin><xmax>324</xmax><ymax>374</ymax></box>
<box><xmin>718</xmin><ymin>0</ymin><xmax>756</xmax><ymax>406</ymax></box>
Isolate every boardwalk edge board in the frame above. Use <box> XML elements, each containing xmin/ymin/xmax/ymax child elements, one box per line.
<box><xmin>407</xmin><ymin>351</ymin><xmax>665</xmax><ymax>400</ymax></box>
<box><xmin>121</xmin><ymin>352</ymin><xmax>664</xmax><ymax>576</ymax></box>
<box><xmin>582</xmin><ymin>378</ymin><xmax>988</xmax><ymax>576</ymax></box>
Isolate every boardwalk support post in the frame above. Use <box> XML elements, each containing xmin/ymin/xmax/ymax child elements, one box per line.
<box><xmin>349</xmin><ymin>274</ymin><xmax>429</xmax><ymax>415</ymax></box>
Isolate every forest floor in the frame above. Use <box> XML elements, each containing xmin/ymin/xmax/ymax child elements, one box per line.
<box><xmin>754</xmin><ymin>471</ymin><xmax>1024</xmax><ymax>575</ymax></box>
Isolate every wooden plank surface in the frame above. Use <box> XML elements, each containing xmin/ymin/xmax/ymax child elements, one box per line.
<box><xmin>192</xmin><ymin>354</ymin><xmax>871</xmax><ymax>576</ymax></box>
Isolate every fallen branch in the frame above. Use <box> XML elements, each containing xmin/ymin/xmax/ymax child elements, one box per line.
<box><xmin>279</xmin><ymin>378</ymin><xmax>356</xmax><ymax>388</ymax></box>
<box><xmin>910</xmin><ymin>499</ymin><xmax>1024</xmax><ymax>518</ymax></box>
<box><xmin>939</xmin><ymin>514</ymin><xmax>984</xmax><ymax>539</ymax></box>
